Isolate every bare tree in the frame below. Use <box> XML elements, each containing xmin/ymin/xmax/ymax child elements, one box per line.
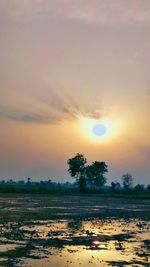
<box><xmin>122</xmin><ymin>173</ymin><xmax>133</xmax><ymax>191</ymax></box>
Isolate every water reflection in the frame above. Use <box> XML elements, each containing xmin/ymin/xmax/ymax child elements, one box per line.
<box><xmin>90</xmin><ymin>240</ymin><xmax>102</xmax><ymax>250</ymax></box>
<box><xmin>0</xmin><ymin>218</ymin><xmax>149</xmax><ymax>266</ymax></box>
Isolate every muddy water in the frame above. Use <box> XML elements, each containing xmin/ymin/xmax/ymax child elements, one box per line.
<box><xmin>0</xmin><ymin>218</ymin><xmax>149</xmax><ymax>267</ymax></box>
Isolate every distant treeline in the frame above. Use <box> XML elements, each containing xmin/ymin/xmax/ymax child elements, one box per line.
<box><xmin>0</xmin><ymin>178</ymin><xmax>149</xmax><ymax>195</ymax></box>
<box><xmin>0</xmin><ymin>178</ymin><xmax>74</xmax><ymax>194</ymax></box>
<box><xmin>67</xmin><ymin>153</ymin><xmax>150</xmax><ymax>194</ymax></box>
<box><xmin>0</xmin><ymin>153</ymin><xmax>150</xmax><ymax>195</ymax></box>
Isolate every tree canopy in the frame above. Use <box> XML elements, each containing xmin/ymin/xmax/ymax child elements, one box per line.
<box><xmin>86</xmin><ymin>161</ymin><xmax>108</xmax><ymax>187</ymax></box>
<box><xmin>67</xmin><ymin>153</ymin><xmax>108</xmax><ymax>191</ymax></box>
<box><xmin>67</xmin><ymin>153</ymin><xmax>87</xmax><ymax>191</ymax></box>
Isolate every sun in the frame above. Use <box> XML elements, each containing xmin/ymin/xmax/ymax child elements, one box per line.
<box><xmin>78</xmin><ymin>116</ymin><xmax>120</xmax><ymax>142</ymax></box>
<box><xmin>92</xmin><ymin>124</ymin><xmax>107</xmax><ymax>137</ymax></box>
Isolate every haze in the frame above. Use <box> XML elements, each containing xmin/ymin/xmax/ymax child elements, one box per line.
<box><xmin>0</xmin><ymin>0</ymin><xmax>150</xmax><ymax>184</ymax></box>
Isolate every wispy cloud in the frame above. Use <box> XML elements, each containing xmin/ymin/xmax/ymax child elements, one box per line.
<box><xmin>0</xmin><ymin>89</ymin><xmax>104</xmax><ymax>124</ymax></box>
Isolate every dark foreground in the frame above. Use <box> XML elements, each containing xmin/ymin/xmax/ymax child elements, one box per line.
<box><xmin>0</xmin><ymin>194</ymin><xmax>149</xmax><ymax>267</ymax></box>
<box><xmin>0</xmin><ymin>193</ymin><xmax>150</xmax><ymax>223</ymax></box>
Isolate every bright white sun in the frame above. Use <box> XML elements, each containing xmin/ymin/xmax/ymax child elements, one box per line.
<box><xmin>78</xmin><ymin>116</ymin><xmax>120</xmax><ymax>142</ymax></box>
<box><xmin>92</xmin><ymin>124</ymin><xmax>107</xmax><ymax>137</ymax></box>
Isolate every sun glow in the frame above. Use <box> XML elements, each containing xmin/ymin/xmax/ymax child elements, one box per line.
<box><xmin>78</xmin><ymin>116</ymin><xmax>120</xmax><ymax>142</ymax></box>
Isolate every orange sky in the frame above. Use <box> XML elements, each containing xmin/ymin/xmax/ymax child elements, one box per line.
<box><xmin>0</xmin><ymin>1</ymin><xmax>150</xmax><ymax>184</ymax></box>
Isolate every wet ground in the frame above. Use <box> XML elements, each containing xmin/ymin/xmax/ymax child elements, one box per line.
<box><xmin>0</xmin><ymin>194</ymin><xmax>149</xmax><ymax>266</ymax></box>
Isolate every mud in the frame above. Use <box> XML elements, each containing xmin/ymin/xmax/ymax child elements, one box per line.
<box><xmin>0</xmin><ymin>194</ymin><xmax>149</xmax><ymax>266</ymax></box>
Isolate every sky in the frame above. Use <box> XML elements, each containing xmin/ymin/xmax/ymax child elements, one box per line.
<box><xmin>0</xmin><ymin>0</ymin><xmax>150</xmax><ymax>185</ymax></box>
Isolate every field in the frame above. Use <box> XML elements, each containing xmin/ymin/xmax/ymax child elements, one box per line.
<box><xmin>0</xmin><ymin>194</ymin><xmax>149</xmax><ymax>266</ymax></box>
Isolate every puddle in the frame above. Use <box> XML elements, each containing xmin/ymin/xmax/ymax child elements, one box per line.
<box><xmin>0</xmin><ymin>218</ymin><xmax>149</xmax><ymax>267</ymax></box>
<box><xmin>0</xmin><ymin>195</ymin><xmax>149</xmax><ymax>266</ymax></box>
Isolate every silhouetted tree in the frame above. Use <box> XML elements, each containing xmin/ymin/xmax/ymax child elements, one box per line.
<box><xmin>86</xmin><ymin>161</ymin><xmax>108</xmax><ymax>188</ymax></box>
<box><xmin>67</xmin><ymin>153</ymin><xmax>87</xmax><ymax>192</ymax></box>
<box><xmin>27</xmin><ymin>177</ymin><xmax>31</xmax><ymax>185</ymax></box>
<box><xmin>122</xmin><ymin>173</ymin><xmax>133</xmax><ymax>191</ymax></box>
<box><xmin>7</xmin><ymin>179</ymin><xmax>14</xmax><ymax>184</ymax></box>
<box><xmin>115</xmin><ymin>182</ymin><xmax>121</xmax><ymax>192</ymax></box>
<box><xmin>110</xmin><ymin>182</ymin><xmax>121</xmax><ymax>193</ymax></box>
<box><xmin>111</xmin><ymin>182</ymin><xmax>116</xmax><ymax>192</ymax></box>
<box><xmin>134</xmin><ymin>184</ymin><xmax>145</xmax><ymax>193</ymax></box>
<box><xmin>147</xmin><ymin>184</ymin><xmax>150</xmax><ymax>192</ymax></box>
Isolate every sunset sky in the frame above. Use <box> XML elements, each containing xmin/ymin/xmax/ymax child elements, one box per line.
<box><xmin>0</xmin><ymin>0</ymin><xmax>150</xmax><ymax>184</ymax></box>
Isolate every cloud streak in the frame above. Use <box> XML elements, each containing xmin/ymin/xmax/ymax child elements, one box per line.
<box><xmin>0</xmin><ymin>89</ymin><xmax>104</xmax><ymax>124</ymax></box>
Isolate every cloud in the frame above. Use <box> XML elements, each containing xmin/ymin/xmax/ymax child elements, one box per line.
<box><xmin>0</xmin><ymin>90</ymin><xmax>104</xmax><ymax>124</ymax></box>
<box><xmin>1</xmin><ymin>0</ymin><xmax>150</xmax><ymax>25</ymax></box>
<box><xmin>0</xmin><ymin>109</ymin><xmax>56</xmax><ymax>124</ymax></box>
